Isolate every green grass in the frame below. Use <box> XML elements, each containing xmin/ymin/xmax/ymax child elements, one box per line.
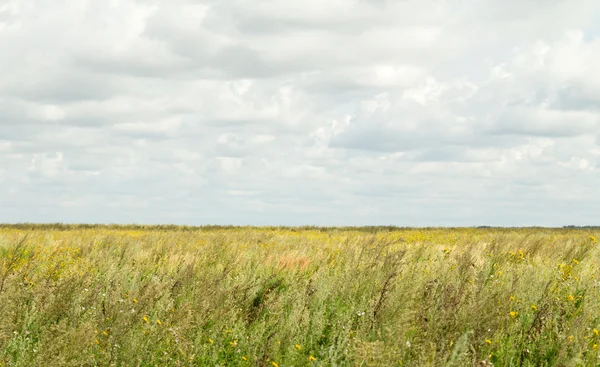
<box><xmin>1</xmin><ymin>225</ymin><xmax>600</xmax><ymax>366</ymax></box>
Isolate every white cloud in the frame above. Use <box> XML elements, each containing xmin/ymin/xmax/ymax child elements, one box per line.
<box><xmin>1</xmin><ymin>0</ymin><xmax>600</xmax><ymax>225</ymax></box>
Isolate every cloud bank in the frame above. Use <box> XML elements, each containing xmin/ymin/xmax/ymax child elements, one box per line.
<box><xmin>1</xmin><ymin>0</ymin><xmax>600</xmax><ymax>226</ymax></box>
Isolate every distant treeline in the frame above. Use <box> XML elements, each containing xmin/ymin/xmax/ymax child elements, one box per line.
<box><xmin>0</xmin><ymin>223</ymin><xmax>437</xmax><ymax>232</ymax></box>
<box><xmin>561</xmin><ymin>225</ymin><xmax>600</xmax><ymax>229</ymax></box>
<box><xmin>0</xmin><ymin>223</ymin><xmax>598</xmax><ymax>232</ymax></box>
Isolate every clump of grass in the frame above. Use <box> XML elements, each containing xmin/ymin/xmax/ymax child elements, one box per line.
<box><xmin>0</xmin><ymin>226</ymin><xmax>599</xmax><ymax>366</ymax></box>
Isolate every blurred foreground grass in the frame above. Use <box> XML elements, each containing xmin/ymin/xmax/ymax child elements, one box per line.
<box><xmin>1</xmin><ymin>225</ymin><xmax>600</xmax><ymax>366</ymax></box>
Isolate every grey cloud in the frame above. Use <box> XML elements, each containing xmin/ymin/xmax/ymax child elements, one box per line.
<box><xmin>330</xmin><ymin>126</ymin><xmax>421</xmax><ymax>153</ymax></box>
<box><xmin>4</xmin><ymin>71</ymin><xmax>117</xmax><ymax>103</ymax></box>
<box><xmin>2</xmin><ymin>0</ymin><xmax>600</xmax><ymax>226</ymax></box>
<box><xmin>493</xmin><ymin>107</ymin><xmax>600</xmax><ymax>137</ymax></box>
<box><xmin>552</xmin><ymin>85</ymin><xmax>600</xmax><ymax>111</ymax></box>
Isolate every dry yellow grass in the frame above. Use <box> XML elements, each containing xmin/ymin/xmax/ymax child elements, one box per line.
<box><xmin>1</xmin><ymin>225</ymin><xmax>599</xmax><ymax>366</ymax></box>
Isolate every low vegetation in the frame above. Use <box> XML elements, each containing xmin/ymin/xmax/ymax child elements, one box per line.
<box><xmin>1</xmin><ymin>225</ymin><xmax>600</xmax><ymax>366</ymax></box>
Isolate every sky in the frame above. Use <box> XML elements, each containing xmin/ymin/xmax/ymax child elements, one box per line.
<box><xmin>1</xmin><ymin>0</ymin><xmax>600</xmax><ymax>226</ymax></box>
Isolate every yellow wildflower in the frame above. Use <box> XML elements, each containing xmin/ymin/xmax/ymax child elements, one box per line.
<box><xmin>271</xmin><ymin>362</ymin><xmax>279</xmax><ymax>367</ymax></box>
<box><xmin>531</xmin><ymin>304</ymin><xmax>537</xmax><ymax>311</ymax></box>
<box><xmin>594</xmin><ymin>344</ymin><xmax>598</xmax><ymax>350</ymax></box>
<box><xmin>590</xmin><ymin>236</ymin><xmax>598</xmax><ymax>244</ymax></box>
<box><xmin>509</xmin><ymin>311</ymin><xmax>518</xmax><ymax>319</ymax></box>
<box><xmin>156</xmin><ymin>319</ymin><xmax>162</xmax><ymax>325</ymax></box>
<box><xmin>309</xmin><ymin>355</ymin><xmax>317</xmax><ymax>361</ymax></box>
<box><xmin>569</xmin><ymin>335</ymin><xmax>574</xmax><ymax>342</ymax></box>
<box><xmin>568</xmin><ymin>294</ymin><xmax>575</xmax><ymax>301</ymax></box>
<box><xmin>142</xmin><ymin>315</ymin><xmax>150</xmax><ymax>324</ymax></box>
<box><xmin>594</xmin><ymin>329</ymin><xmax>599</xmax><ymax>336</ymax></box>
<box><xmin>295</xmin><ymin>344</ymin><xmax>301</xmax><ymax>350</ymax></box>
<box><xmin>208</xmin><ymin>338</ymin><xmax>214</xmax><ymax>344</ymax></box>
<box><xmin>485</xmin><ymin>339</ymin><xmax>492</xmax><ymax>344</ymax></box>
<box><xmin>242</xmin><ymin>356</ymin><xmax>248</xmax><ymax>361</ymax></box>
<box><xmin>230</xmin><ymin>340</ymin><xmax>238</xmax><ymax>346</ymax></box>
<box><xmin>572</xmin><ymin>259</ymin><xmax>579</xmax><ymax>265</ymax></box>
<box><xmin>133</xmin><ymin>298</ymin><xmax>138</xmax><ymax>303</ymax></box>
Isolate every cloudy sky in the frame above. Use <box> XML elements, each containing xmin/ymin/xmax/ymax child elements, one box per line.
<box><xmin>1</xmin><ymin>0</ymin><xmax>600</xmax><ymax>226</ymax></box>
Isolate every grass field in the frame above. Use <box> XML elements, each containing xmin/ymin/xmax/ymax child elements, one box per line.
<box><xmin>1</xmin><ymin>225</ymin><xmax>600</xmax><ymax>366</ymax></box>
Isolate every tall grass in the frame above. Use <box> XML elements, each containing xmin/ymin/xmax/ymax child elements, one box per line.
<box><xmin>1</xmin><ymin>226</ymin><xmax>599</xmax><ymax>366</ymax></box>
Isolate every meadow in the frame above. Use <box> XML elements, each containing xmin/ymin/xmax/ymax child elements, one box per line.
<box><xmin>1</xmin><ymin>225</ymin><xmax>600</xmax><ymax>366</ymax></box>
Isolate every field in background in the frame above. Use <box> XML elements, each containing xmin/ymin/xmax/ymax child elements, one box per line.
<box><xmin>1</xmin><ymin>225</ymin><xmax>600</xmax><ymax>366</ymax></box>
